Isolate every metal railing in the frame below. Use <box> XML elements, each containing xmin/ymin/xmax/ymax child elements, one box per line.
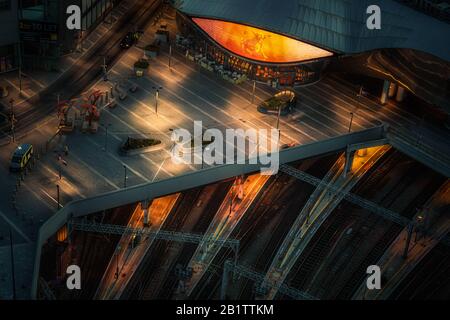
<box><xmin>222</xmin><ymin>260</ymin><xmax>317</xmax><ymax>300</ymax></box>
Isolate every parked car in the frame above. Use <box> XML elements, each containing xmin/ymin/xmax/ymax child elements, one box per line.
<box><xmin>120</xmin><ymin>31</ymin><xmax>140</xmax><ymax>49</ymax></box>
<box><xmin>258</xmin><ymin>90</ymin><xmax>297</xmax><ymax>116</ymax></box>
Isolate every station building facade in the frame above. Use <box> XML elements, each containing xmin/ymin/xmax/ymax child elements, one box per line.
<box><xmin>19</xmin><ymin>0</ymin><xmax>122</xmax><ymax>70</ymax></box>
<box><xmin>176</xmin><ymin>0</ymin><xmax>450</xmax><ymax>115</ymax></box>
<box><xmin>176</xmin><ymin>11</ymin><xmax>334</xmax><ymax>87</ymax></box>
<box><xmin>0</xmin><ymin>0</ymin><xmax>19</xmax><ymax>74</ymax></box>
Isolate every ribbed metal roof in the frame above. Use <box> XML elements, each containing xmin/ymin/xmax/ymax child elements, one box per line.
<box><xmin>178</xmin><ymin>0</ymin><xmax>450</xmax><ymax>62</ymax></box>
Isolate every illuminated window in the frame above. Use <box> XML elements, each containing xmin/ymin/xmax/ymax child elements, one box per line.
<box><xmin>192</xmin><ymin>18</ymin><xmax>333</xmax><ymax>64</ymax></box>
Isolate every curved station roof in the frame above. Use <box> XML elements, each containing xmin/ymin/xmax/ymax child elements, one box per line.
<box><xmin>192</xmin><ymin>17</ymin><xmax>334</xmax><ymax>63</ymax></box>
<box><xmin>178</xmin><ymin>0</ymin><xmax>450</xmax><ymax>62</ymax></box>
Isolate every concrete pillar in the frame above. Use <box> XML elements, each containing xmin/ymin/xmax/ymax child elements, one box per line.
<box><xmin>141</xmin><ymin>200</ymin><xmax>150</xmax><ymax>227</ymax></box>
<box><xmin>381</xmin><ymin>80</ymin><xmax>390</xmax><ymax>105</ymax></box>
<box><xmin>343</xmin><ymin>149</ymin><xmax>356</xmax><ymax>177</ymax></box>
<box><xmin>388</xmin><ymin>82</ymin><xmax>397</xmax><ymax>98</ymax></box>
<box><xmin>396</xmin><ymin>86</ymin><xmax>406</xmax><ymax>102</ymax></box>
<box><xmin>220</xmin><ymin>262</ymin><xmax>230</xmax><ymax>300</ymax></box>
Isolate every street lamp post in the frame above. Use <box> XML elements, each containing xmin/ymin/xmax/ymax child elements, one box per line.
<box><xmin>103</xmin><ymin>123</ymin><xmax>111</xmax><ymax>152</ymax></box>
<box><xmin>9</xmin><ymin>228</ymin><xmax>16</xmax><ymax>300</ymax></box>
<box><xmin>276</xmin><ymin>103</ymin><xmax>282</xmax><ymax>143</ymax></box>
<box><xmin>169</xmin><ymin>44</ymin><xmax>172</xmax><ymax>70</ymax></box>
<box><xmin>349</xmin><ymin>86</ymin><xmax>363</xmax><ymax>133</ymax></box>
<box><xmin>229</xmin><ymin>182</ymin><xmax>235</xmax><ymax>216</ymax></box>
<box><xmin>252</xmin><ymin>80</ymin><xmax>256</xmax><ymax>104</ymax></box>
<box><xmin>152</xmin><ymin>86</ymin><xmax>163</xmax><ymax>116</ymax></box>
<box><xmin>102</xmin><ymin>56</ymin><xmax>108</xmax><ymax>82</ymax></box>
<box><xmin>114</xmin><ymin>245</ymin><xmax>121</xmax><ymax>280</ymax></box>
<box><xmin>56</xmin><ymin>184</ymin><xmax>60</xmax><ymax>210</ymax></box>
<box><xmin>348</xmin><ymin>112</ymin><xmax>354</xmax><ymax>133</ymax></box>
<box><xmin>123</xmin><ymin>165</ymin><xmax>127</xmax><ymax>188</ymax></box>
<box><xmin>10</xmin><ymin>98</ymin><xmax>15</xmax><ymax>142</ymax></box>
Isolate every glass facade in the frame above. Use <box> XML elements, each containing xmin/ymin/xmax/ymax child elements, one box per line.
<box><xmin>0</xmin><ymin>44</ymin><xmax>16</xmax><ymax>73</ymax></box>
<box><xmin>192</xmin><ymin>18</ymin><xmax>333</xmax><ymax>64</ymax></box>
<box><xmin>81</xmin><ymin>0</ymin><xmax>115</xmax><ymax>31</ymax></box>
<box><xmin>19</xmin><ymin>0</ymin><xmax>120</xmax><ymax>70</ymax></box>
<box><xmin>177</xmin><ymin>13</ymin><xmax>329</xmax><ymax>87</ymax></box>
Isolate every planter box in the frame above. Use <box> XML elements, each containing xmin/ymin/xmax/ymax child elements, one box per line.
<box><xmin>134</xmin><ymin>67</ymin><xmax>146</xmax><ymax>77</ymax></box>
<box><xmin>145</xmin><ymin>49</ymin><xmax>158</xmax><ymax>58</ymax></box>
<box><xmin>145</xmin><ymin>44</ymin><xmax>159</xmax><ymax>58</ymax></box>
<box><xmin>120</xmin><ymin>142</ymin><xmax>166</xmax><ymax>156</ymax></box>
<box><xmin>155</xmin><ymin>30</ymin><xmax>169</xmax><ymax>43</ymax></box>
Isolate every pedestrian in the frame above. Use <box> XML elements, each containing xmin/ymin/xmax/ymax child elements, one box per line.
<box><xmin>64</xmin><ymin>145</ymin><xmax>69</xmax><ymax>156</ymax></box>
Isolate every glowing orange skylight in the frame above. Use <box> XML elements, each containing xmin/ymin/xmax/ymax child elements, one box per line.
<box><xmin>192</xmin><ymin>18</ymin><xmax>333</xmax><ymax>63</ymax></box>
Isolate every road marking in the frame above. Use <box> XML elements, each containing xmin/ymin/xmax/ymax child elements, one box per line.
<box><xmin>20</xmin><ymin>72</ymin><xmax>46</xmax><ymax>89</ymax></box>
<box><xmin>40</xmin><ymin>164</ymin><xmax>87</xmax><ymax>198</ymax></box>
<box><xmin>83</xmin><ymin>134</ymin><xmax>151</xmax><ymax>184</ymax></box>
<box><xmin>40</xmin><ymin>188</ymin><xmax>59</xmax><ymax>206</ymax></box>
<box><xmin>68</xmin><ymin>150</ymin><xmax>122</xmax><ymax>190</ymax></box>
<box><xmin>22</xmin><ymin>182</ymin><xmax>58</xmax><ymax>213</ymax></box>
<box><xmin>3</xmin><ymin>79</ymin><xmax>31</xmax><ymax>99</ymax></box>
<box><xmin>101</xmin><ymin>107</ymin><xmax>182</xmax><ymax>176</ymax></box>
<box><xmin>133</xmin><ymin>51</ymin><xmax>314</xmax><ymax>143</ymax></box>
<box><xmin>115</xmin><ymin>61</ymin><xmax>302</xmax><ymax>150</ymax></box>
<box><xmin>0</xmin><ymin>209</ymin><xmax>32</xmax><ymax>243</ymax></box>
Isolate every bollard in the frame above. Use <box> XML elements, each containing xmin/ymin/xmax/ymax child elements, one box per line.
<box><xmin>21</xmin><ymin>172</ymin><xmax>24</xmax><ymax>181</ymax></box>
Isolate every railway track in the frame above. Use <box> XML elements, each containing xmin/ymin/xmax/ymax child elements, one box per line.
<box><xmin>54</xmin><ymin>204</ymin><xmax>136</xmax><ymax>299</ymax></box>
<box><xmin>390</xmin><ymin>243</ymin><xmax>450</xmax><ymax>299</ymax></box>
<box><xmin>237</xmin><ymin>155</ymin><xmax>341</xmax><ymax>300</ymax></box>
<box><xmin>125</xmin><ymin>180</ymin><xmax>234</xmax><ymax>299</ymax></box>
<box><xmin>283</xmin><ymin>150</ymin><xmax>446</xmax><ymax>299</ymax></box>
<box><xmin>187</xmin><ymin>154</ymin><xmax>340</xmax><ymax>300</ymax></box>
<box><xmin>122</xmin><ymin>188</ymin><xmax>198</xmax><ymax>299</ymax></box>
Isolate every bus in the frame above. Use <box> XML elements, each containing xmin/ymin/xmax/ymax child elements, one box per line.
<box><xmin>10</xmin><ymin>144</ymin><xmax>33</xmax><ymax>172</ymax></box>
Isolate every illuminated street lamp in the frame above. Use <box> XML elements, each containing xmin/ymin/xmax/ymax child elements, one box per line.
<box><xmin>102</xmin><ymin>56</ymin><xmax>108</xmax><ymax>82</ymax></box>
<box><xmin>252</xmin><ymin>79</ymin><xmax>256</xmax><ymax>104</ymax></box>
<box><xmin>152</xmin><ymin>86</ymin><xmax>163</xmax><ymax>116</ymax></box>
<box><xmin>102</xmin><ymin>123</ymin><xmax>112</xmax><ymax>152</ymax></box>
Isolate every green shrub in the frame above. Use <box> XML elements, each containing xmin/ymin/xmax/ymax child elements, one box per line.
<box><xmin>123</xmin><ymin>137</ymin><xmax>161</xmax><ymax>150</ymax></box>
<box><xmin>134</xmin><ymin>59</ymin><xmax>149</xmax><ymax>69</ymax></box>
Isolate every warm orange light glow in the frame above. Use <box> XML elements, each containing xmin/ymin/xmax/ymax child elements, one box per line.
<box><xmin>192</xmin><ymin>18</ymin><xmax>333</xmax><ymax>63</ymax></box>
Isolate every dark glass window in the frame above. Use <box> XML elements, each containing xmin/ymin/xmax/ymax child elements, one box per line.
<box><xmin>0</xmin><ymin>0</ymin><xmax>11</xmax><ymax>11</ymax></box>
